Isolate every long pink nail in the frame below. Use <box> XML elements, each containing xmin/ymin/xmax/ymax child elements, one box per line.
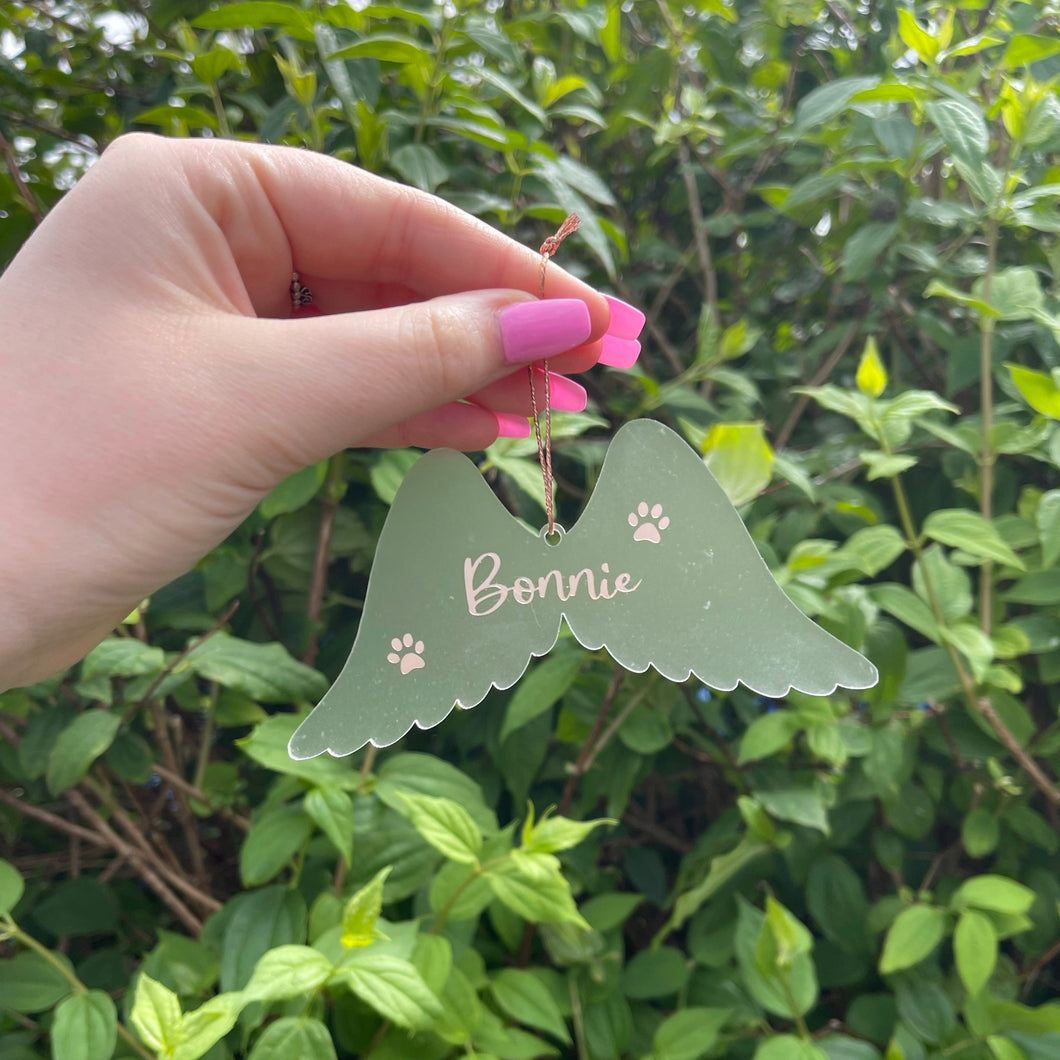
<box><xmin>494</xmin><ymin>412</ymin><xmax>531</xmax><ymax>438</ymax></box>
<box><xmin>500</xmin><ymin>299</ymin><xmax>591</xmax><ymax>364</ymax></box>
<box><xmin>546</xmin><ymin>373</ymin><xmax>587</xmax><ymax>412</ymax></box>
<box><xmin>604</xmin><ymin>295</ymin><xmax>646</xmax><ymax>339</ymax></box>
<box><xmin>599</xmin><ymin>335</ymin><xmax>641</xmax><ymax>369</ymax></box>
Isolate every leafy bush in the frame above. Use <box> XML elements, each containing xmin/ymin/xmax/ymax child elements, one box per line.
<box><xmin>4</xmin><ymin>1</ymin><xmax>1060</xmax><ymax>1058</ymax></box>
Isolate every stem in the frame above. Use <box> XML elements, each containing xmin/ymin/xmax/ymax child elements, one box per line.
<box><xmin>3</xmin><ymin>919</ymin><xmax>154</xmax><ymax>1060</ymax></box>
<box><xmin>978</xmin><ymin>217</ymin><xmax>999</xmax><ymax>635</ymax></box>
<box><xmin>569</xmin><ymin>975</ymin><xmax>589</xmax><ymax>1060</ymax></box>
<box><xmin>889</xmin><ymin>470</ymin><xmax>1060</xmax><ymax>805</ymax></box>
<box><xmin>303</xmin><ymin>455</ymin><xmax>345</xmax><ymax>667</ymax></box>
<box><xmin>775</xmin><ymin>964</ymin><xmax>812</xmax><ymax>1042</ymax></box>
<box><xmin>209</xmin><ymin>82</ymin><xmax>232</xmax><ymax>138</ymax></box>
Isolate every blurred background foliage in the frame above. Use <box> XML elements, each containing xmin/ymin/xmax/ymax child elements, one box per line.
<box><xmin>4</xmin><ymin>1</ymin><xmax>1060</xmax><ymax>1058</ymax></box>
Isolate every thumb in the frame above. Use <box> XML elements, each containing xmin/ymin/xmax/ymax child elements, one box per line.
<box><xmin>217</xmin><ymin>290</ymin><xmax>594</xmax><ymax>473</ymax></box>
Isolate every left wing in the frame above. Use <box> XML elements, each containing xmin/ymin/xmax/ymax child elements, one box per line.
<box><xmin>288</xmin><ymin>449</ymin><xmax>562</xmax><ymax>758</ymax></box>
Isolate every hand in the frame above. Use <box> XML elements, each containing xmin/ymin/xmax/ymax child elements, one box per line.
<box><xmin>0</xmin><ymin>133</ymin><xmax>644</xmax><ymax>688</ymax></box>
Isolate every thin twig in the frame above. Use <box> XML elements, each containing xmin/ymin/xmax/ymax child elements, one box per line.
<box><xmin>557</xmin><ymin>668</ymin><xmax>625</xmax><ymax>815</ymax></box>
<box><xmin>0</xmin><ymin>124</ymin><xmax>43</xmax><ymax>224</ymax></box>
<box><xmin>131</xmin><ymin>600</ymin><xmax>239</xmax><ymax>715</ymax></box>
<box><xmin>65</xmin><ymin>790</ymin><xmax>206</xmax><ymax>934</ymax></box>
<box><xmin>775</xmin><ymin>317</ymin><xmax>863</xmax><ymax>450</ymax></box>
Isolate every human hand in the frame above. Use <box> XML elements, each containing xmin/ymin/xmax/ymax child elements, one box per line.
<box><xmin>0</xmin><ymin>133</ymin><xmax>644</xmax><ymax>688</ymax></box>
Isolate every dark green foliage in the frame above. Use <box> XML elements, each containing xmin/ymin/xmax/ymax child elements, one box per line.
<box><xmin>3</xmin><ymin>1</ymin><xmax>1060</xmax><ymax>1058</ymax></box>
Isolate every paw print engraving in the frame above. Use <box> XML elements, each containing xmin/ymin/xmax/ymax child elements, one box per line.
<box><xmin>387</xmin><ymin>633</ymin><xmax>425</xmax><ymax>675</ymax></box>
<box><xmin>628</xmin><ymin>502</ymin><xmax>670</xmax><ymax>544</ymax></box>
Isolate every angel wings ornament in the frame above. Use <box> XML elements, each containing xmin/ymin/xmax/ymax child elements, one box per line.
<box><xmin>289</xmin><ymin>419</ymin><xmax>877</xmax><ymax>759</ymax></box>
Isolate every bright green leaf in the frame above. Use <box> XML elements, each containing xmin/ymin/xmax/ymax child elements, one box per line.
<box><xmin>50</xmin><ymin>991</ymin><xmax>116</xmax><ymax>1060</ymax></box>
<box><xmin>954</xmin><ymin>909</ymin><xmax>997</xmax><ymax>996</ymax></box>
<box><xmin>879</xmin><ymin>905</ymin><xmax>948</xmax><ymax>974</ymax></box>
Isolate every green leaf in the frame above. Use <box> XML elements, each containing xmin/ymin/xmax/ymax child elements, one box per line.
<box><xmin>1037</xmin><ymin>490</ymin><xmax>1060</xmax><ymax>568</ymax></box>
<box><xmin>738</xmin><ymin>710</ymin><xmax>800</xmax><ymax>763</ymax></box>
<box><xmin>985</xmin><ymin>1036</ymin><xmax>1028</xmax><ymax>1060</ymax></box>
<box><xmin>185</xmin><ymin>633</ymin><xmax>327</xmax><ymax>703</ymax></box>
<box><xmin>954</xmin><ymin>909</ymin><xmax>997</xmax><ymax>996</ymax></box>
<box><xmin>1004</xmin><ymin>33</ymin><xmax>1060</xmax><ymax>67</ymax></box>
<box><xmin>486</xmin><ymin>852</ymin><xmax>587</xmax><ymax>928</ymax></box>
<box><xmin>500</xmin><ymin>651</ymin><xmax>583</xmax><ymax>742</ymax></box>
<box><xmin>397</xmin><ymin>791</ymin><xmax>483</xmax><ymax>864</ymax></box>
<box><xmin>490</xmin><ymin>968</ymin><xmax>570</xmax><ymax>1044</ymax></box>
<box><xmin>980</xmin><ymin>267</ymin><xmax>1044</xmax><ymax>319</ymax></box>
<box><xmin>337</xmin><ymin>952</ymin><xmax>443</xmax><ymax>1029</ymax></box>
<box><xmin>735</xmin><ymin>899</ymin><xmax>818</xmax><ymax>1018</ymax></box>
<box><xmin>925</xmin><ymin>98</ymin><xmax>989</xmax><ymax>165</ymax></box>
<box><xmin>840</xmin><ymin>525</ymin><xmax>908</xmax><ymax>576</ymax></box>
<box><xmin>756</xmin><ymin>785</ymin><xmax>829</xmax><ymax>834</ymax></box>
<box><xmin>662</xmin><ymin>834</ymin><xmax>771</xmax><ymax>937</ymax></box>
<box><xmin>923</xmin><ymin>509</ymin><xmax>1024</xmax><ymax>568</ymax></box>
<box><xmin>376</xmin><ymin>753</ymin><xmax>496</xmax><ymax>832</ymax></box>
<box><xmin>0</xmin><ymin>858</ymin><xmax>24</xmax><ymax>916</ymax></box>
<box><xmin>856</xmin><ymin>337</ymin><xmax>888</xmax><ymax>398</ymax></box>
<box><xmin>522</xmin><ymin>811</ymin><xmax>612</xmax><ymax>855</ymax></box>
<box><xmin>247</xmin><ymin>1017</ymin><xmax>336</xmax><ymax>1060</ymax></box>
<box><xmin>0</xmin><ymin>951</ymin><xmax>72</xmax><ymax>1013</ymax></box>
<box><xmin>652</xmin><ymin>1007</ymin><xmax>730</xmax><ymax>1060</ymax></box>
<box><xmin>328</xmin><ymin>34</ymin><xmax>430</xmax><ymax>64</ymax></box>
<box><xmin>130</xmin><ymin>975</ymin><xmax>182</xmax><ymax>1054</ymax></box>
<box><xmin>239</xmin><ymin>804</ymin><xmax>313</xmax><ymax>887</ymax></box>
<box><xmin>806</xmin><ymin>856</ymin><xmax>870</xmax><ymax>952</ymax></box>
<box><xmin>342</xmin><ymin>866</ymin><xmax>390</xmax><ymax>948</ymax></box>
<box><xmin>1007</xmin><ymin>363</ymin><xmax>1060</xmax><ymax>418</ymax></box>
<box><xmin>897</xmin><ymin>9</ymin><xmax>940</xmax><ymax>64</ymax></box>
<box><xmin>194</xmin><ymin>2</ymin><xmax>311</xmax><ymax>29</ymax></box>
<box><xmin>304</xmin><ymin>786</ymin><xmax>354</xmax><ymax>865</ymax></box>
<box><xmin>259</xmin><ymin>461</ymin><xmax>327</xmax><ymax>519</ymax></box>
<box><xmin>46</xmin><ymin>710</ymin><xmax>122</xmax><ymax>794</ymax></box>
<box><xmin>860</xmin><ymin>452</ymin><xmax>917</xmax><ymax>480</ymax></box>
<box><xmin>622</xmin><ymin>946</ymin><xmax>691</xmax><ymax>1000</ymax></box>
<box><xmin>173</xmin><ymin>992</ymin><xmax>244</xmax><ymax>1060</ymax></box>
<box><xmin>702</xmin><ymin>423</ymin><xmax>774</xmax><ymax>506</ymax></box>
<box><xmin>50</xmin><ymin>991</ymin><xmax>116</xmax><ymax>1060</ymax></box>
<box><xmin>962</xmin><ymin>808</ymin><xmax>1000</xmax><ymax>858</ymax></box>
<box><xmin>390</xmin><ymin>144</ymin><xmax>449</xmax><ymax>193</ymax></box>
<box><xmin>842</xmin><ymin>222</ymin><xmax>898</xmax><ymax>283</ymax></box>
<box><xmin>952</xmin><ymin>874</ymin><xmax>1036</xmax><ymax>915</ymax></box>
<box><xmin>243</xmin><ymin>945</ymin><xmax>333</xmax><ymax>1002</ymax></box>
<box><xmin>754</xmin><ymin>1037</ymin><xmax>829</xmax><ymax>1060</ymax></box>
<box><xmin>879</xmin><ymin>905</ymin><xmax>948</xmax><ymax>974</ymax></box>
<box><xmin>219</xmin><ymin>885</ymin><xmax>306</xmax><ymax>992</ymax></box>
<box><xmin>80</xmin><ymin>639</ymin><xmax>164</xmax><ymax>681</ymax></box>
<box><xmin>794</xmin><ymin>76</ymin><xmax>879</xmax><ymax>130</ymax></box>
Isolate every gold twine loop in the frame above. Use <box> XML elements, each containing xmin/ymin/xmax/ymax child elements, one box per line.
<box><xmin>529</xmin><ymin>213</ymin><xmax>580</xmax><ymax>537</ymax></box>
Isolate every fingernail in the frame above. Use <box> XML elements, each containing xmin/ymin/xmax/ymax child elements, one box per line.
<box><xmin>494</xmin><ymin>412</ymin><xmax>531</xmax><ymax>438</ymax></box>
<box><xmin>500</xmin><ymin>299</ymin><xmax>592</xmax><ymax>364</ymax></box>
<box><xmin>546</xmin><ymin>373</ymin><xmax>587</xmax><ymax>412</ymax></box>
<box><xmin>598</xmin><ymin>335</ymin><xmax>641</xmax><ymax>369</ymax></box>
<box><xmin>604</xmin><ymin>295</ymin><xmax>646</xmax><ymax>339</ymax></box>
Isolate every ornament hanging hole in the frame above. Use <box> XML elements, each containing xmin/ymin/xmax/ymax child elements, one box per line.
<box><xmin>540</xmin><ymin>524</ymin><xmax>566</xmax><ymax>547</ymax></box>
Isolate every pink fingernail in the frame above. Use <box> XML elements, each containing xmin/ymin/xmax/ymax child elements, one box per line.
<box><xmin>604</xmin><ymin>295</ymin><xmax>646</xmax><ymax>339</ymax></box>
<box><xmin>494</xmin><ymin>412</ymin><xmax>531</xmax><ymax>438</ymax></box>
<box><xmin>599</xmin><ymin>335</ymin><xmax>641</xmax><ymax>369</ymax></box>
<box><xmin>500</xmin><ymin>299</ymin><xmax>592</xmax><ymax>364</ymax></box>
<box><xmin>546</xmin><ymin>373</ymin><xmax>587</xmax><ymax>412</ymax></box>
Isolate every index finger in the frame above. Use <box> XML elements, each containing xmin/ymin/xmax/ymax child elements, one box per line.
<box><xmin>189</xmin><ymin>138</ymin><xmax>611</xmax><ymax>336</ymax></box>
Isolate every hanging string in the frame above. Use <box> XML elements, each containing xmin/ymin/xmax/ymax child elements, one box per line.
<box><xmin>530</xmin><ymin>212</ymin><xmax>580</xmax><ymax>537</ymax></box>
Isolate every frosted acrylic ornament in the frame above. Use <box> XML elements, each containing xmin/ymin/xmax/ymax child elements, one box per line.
<box><xmin>289</xmin><ymin>417</ymin><xmax>877</xmax><ymax>759</ymax></box>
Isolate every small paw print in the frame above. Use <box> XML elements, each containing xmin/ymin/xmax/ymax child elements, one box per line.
<box><xmin>628</xmin><ymin>502</ymin><xmax>670</xmax><ymax>544</ymax></box>
<box><xmin>387</xmin><ymin>634</ymin><xmax>425</xmax><ymax>675</ymax></box>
